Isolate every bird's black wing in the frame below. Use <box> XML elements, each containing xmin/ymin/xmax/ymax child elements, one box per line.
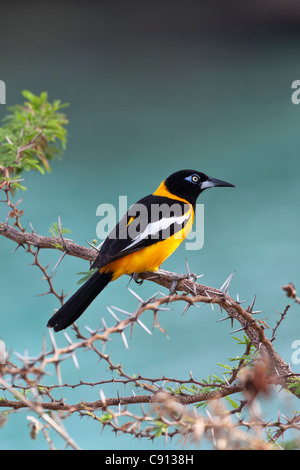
<box><xmin>91</xmin><ymin>194</ymin><xmax>191</xmax><ymax>270</ymax></box>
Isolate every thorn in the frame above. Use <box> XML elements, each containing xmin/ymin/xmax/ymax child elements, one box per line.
<box><xmin>185</xmin><ymin>258</ymin><xmax>191</xmax><ymax>278</ymax></box>
<box><xmin>96</xmin><ymin>241</ymin><xmax>104</xmax><ymax>250</ymax></box>
<box><xmin>281</xmin><ymin>413</ymin><xmax>290</xmax><ymax>422</ymax></box>
<box><xmin>204</xmin><ymin>290</ymin><xmax>215</xmax><ymax>311</ymax></box>
<box><xmin>127</xmin><ymin>287</ymin><xmax>143</xmax><ymax>303</ymax></box>
<box><xmin>29</xmin><ymin>221</ymin><xmax>36</xmax><ymax>233</ymax></box>
<box><xmin>85</xmin><ymin>240</ymin><xmax>101</xmax><ymax>252</ymax></box>
<box><xmin>191</xmin><ymin>281</ymin><xmax>198</xmax><ymax>295</ymax></box>
<box><xmin>220</xmin><ymin>271</ymin><xmax>235</xmax><ymax>293</ymax></box>
<box><xmin>230</xmin><ymin>325</ymin><xmax>247</xmax><ymax>334</ymax></box>
<box><xmin>99</xmin><ymin>388</ymin><xmax>107</xmax><ymax>407</ymax></box>
<box><xmin>118</xmin><ymin>398</ymin><xmax>122</xmax><ymax>418</ymax></box>
<box><xmin>106</xmin><ymin>306</ymin><xmax>120</xmax><ymax>322</ymax></box>
<box><xmin>204</xmin><ymin>290</ymin><xmax>212</xmax><ymax>299</ymax></box>
<box><xmin>109</xmin><ymin>305</ymin><xmax>131</xmax><ymax>316</ymax></box>
<box><xmin>51</xmin><ymin>250</ymin><xmax>67</xmax><ymax>274</ymax></box>
<box><xmin>31</xmin><ymin>248</ymin><xmax>40</xmax><ymax>266</ymax></box>
<box><xmin>129</xmin><ymin>317</ymin><xmax>135</xmax><ymax>338</ymax></box>
<box><xmin>274</xmin><ymin>366</ymin><xmax>280</xmax><ymax>377</ymax></box>
<box><xmin>48</xmin><ymin>328</ymin><xmax>62</xmax><ymax>385</ymax></box>
<box><xmin>101</xmin><ymin>317</ymin><xmax>108</xmax><ymax>330</ymax></box>
<box><xmin>181</xmin><ymin>302</ymin><xmax>191</xmax><ymax>315</ymax></box>
<box><xmin>143</xmin><ymin>292</ymin><xmax>161</xmax><ymax>304</ymax></box>
<box><xmin>217</xmin><ymin>316</ymin><xmax>232</xmax><ymax>322</ymax></box>
<box><xmin>63</xmin><ymin>332</ymin><xmax>80</xmax><ymax>370</ymax></box>
<box><xmin>223</xmin><ymin>374</ymin><xmax>230</xmax><ymax>385</ymax></box>
<box><xmin>278</xmin><ymin>409</ymin><xmax>281</xmax><ymax>423</ymax></box>
<box><xmin>5</xmin><ymin>135</ymin><xmax>13</xmax><ymax>145</ymax></box>
<box><xmin>121</xmin><ymin>331</ymin><xmax>129</xmax><ymax>350</ymax></box>
<box><xmin>191</xmin><ymin>301</ymin><xmax>201</xmax><ymax>309</ymax></box>
<box><xmin>206</xmin><ymin>289</ymin><xmax>224</xmax><ymax>296</ymax></box>
<box><xmin>248</xmin><ymin>295</ymin><xmax>257</xmax><ymax>313</ymax></box>
<box><xmin>182</xmin><ymin>281</ymin><xmax>196</xmax><ymax>295</ymax></box>
<box><xmin>36</xmin><ymin>291</ymin><xmax>52</xmax><ymax>297</ymax></box>
<box><xmin>137</xmin><ymin>319</ymin><xmax>152</xmax><ymax>336</ymax></box>
<box><xmin>57</xmin><ymin>213</ymin><xmax>68</xmax><ymax>252</ymax></box>
<box><xmin>154</xmin><ymin>306</ymin><xmax>172</xmax><ymax>311</ymax></box>
<box><xmin>169</xmin><ymin>279</ymin><xmax>179</xmax><ymax>296</ymax></box>
<box><xmin>85</xmin><ymin>325</ymin><xmax>101</xmax><ymax>335</ymax></box>
<box><xmin>196</xmin><ymin>274</ymin><xmax>205</xmax><ymax>279</ymax></box>
<box><xmin>14</xmin><ymin>198</ymin><xmax>23</xmax><ymax>207</ymax></box>
<box><xmin>10</xmin><ymin>243</ymin><xmax>24</xmax><ymax>254</ymax></box>
<box><xmin>143</xmin><ymin>274</ymin><xmax>160</xmax><ymax>281</ymax></box>
<box><xmin>152</xmin><ymin>310</ymin><xmax>158</xmax><ymax>330</ymax></box>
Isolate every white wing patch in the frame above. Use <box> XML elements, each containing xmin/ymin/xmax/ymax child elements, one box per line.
<box><xmin>122</xmin><ymin>212</ymin><xmax>191</xmax><ymax>252</ymax></box>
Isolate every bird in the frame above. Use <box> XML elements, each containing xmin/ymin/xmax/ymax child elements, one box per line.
<box><xmin>47</xmin><ymin>169</ymin><xmax>234</xmax><ymax>332</ymax></box>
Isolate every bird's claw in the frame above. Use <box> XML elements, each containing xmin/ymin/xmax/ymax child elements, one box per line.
<box><xmin>132</xmin><ymin>272</ymin><xmax>144</xmax><ymax>286</ymax></box>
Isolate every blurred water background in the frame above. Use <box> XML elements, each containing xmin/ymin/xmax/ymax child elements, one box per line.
<box><xmin>1</xmin><ymin>0</ymin><xmax>300</xmax><ymax>450</ymax></box>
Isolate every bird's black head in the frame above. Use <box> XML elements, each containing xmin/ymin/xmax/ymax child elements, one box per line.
<box><xmin>164</xmin><ymin>169</ymin><xmax>235</xmax><ymax>206</ymax></box>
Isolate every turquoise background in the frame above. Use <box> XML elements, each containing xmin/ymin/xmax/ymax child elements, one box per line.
<box><xmin>1</xmin><ymin>1</ymin><xmax>300</xmax><ymax>449</ymax></box>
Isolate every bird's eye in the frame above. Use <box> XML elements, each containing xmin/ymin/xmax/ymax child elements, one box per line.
<box><xmin>191</xmin><ymin>175</ymin><xmax>199</xmax><ymax>183</ymax></box>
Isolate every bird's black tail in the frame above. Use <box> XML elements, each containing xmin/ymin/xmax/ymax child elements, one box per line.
<box><xmin>47</xmin><ymin>271</ymin><xmax>113</xmax><ymax>332</ymax></box>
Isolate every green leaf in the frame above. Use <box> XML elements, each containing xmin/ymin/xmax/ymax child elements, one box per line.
<box><xmin>76</xmin><ymin>268</ymin><xmax>98</xmax><ymax>285</ymax></box>
<box><xmin>51</xmin><ymin>243</ymin><xmax>63</xmax><ymax>250</ymax></box>
<box><xmin>152</xmin><ymin>421</ymin><xmax>167</xmax><ymax>438</ymax></box>
<box><xmin>11</xmin><ymin>182</ymin><xmax>27</xmax><ymax>191</ymax></box>
<box><xmin>195</xmin><ymin>401</ymin><xmax>208</xmax><ymax>409</ymax></box>
<box><xmin>99</xmin><ymin>412</ymin><xmax>113</xmax><ymax>424</ymax></box>
<box><xmin>224</xmin><ymin>396</ymin><xmax>239</xmax><ymax>410</ymax></box>
<box><xmin>49</xmin><ymin>222</ymin><xmax>72</xmax><ymax>237</ymax></box>
<box><xmin>218</xmin><ymin>362</ymin><xmax>232</xmax><ymax>371</ymax></box>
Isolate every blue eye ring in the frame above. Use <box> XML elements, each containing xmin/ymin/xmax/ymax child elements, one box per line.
<box><xmin>185</xmin><ymin>174</ymin><xmax>200</xmax><ymax>184</ymax></box>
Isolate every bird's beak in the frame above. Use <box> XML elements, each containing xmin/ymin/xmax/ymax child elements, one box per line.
<box><xmin>200</xmin><ymin>176</ymin><xmax>235</xmax><ymax>190</ymax></box>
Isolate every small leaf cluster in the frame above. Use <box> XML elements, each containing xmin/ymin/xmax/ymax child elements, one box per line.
<box><xmin>48</xmin><ymin>222</ymin><xmax>72</xmax><ymax>238</ymax></box>
<box><xmin>76</xmin><ymin>268</ymin><xmax>99</xmax><ymax>285</ymax></box>
<box><xmin>286</xmin><ymin>377</ymin><xmax>300</xmax><ymax>397</ymax></box>
<box><xmin>0</xmin><ymin>90</ymin><xmax>68</xmax><ymax>186</ymax></box>
<box><xmin>166</xmin><ymin>335</ymin><xmax>258</xmax><ymax>411</ymax></box>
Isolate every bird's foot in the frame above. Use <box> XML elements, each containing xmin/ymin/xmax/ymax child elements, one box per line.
<box><xmin>132</xmin><ymin>272</ymin><xmax>144</xmax><ymax>286</ymax></box>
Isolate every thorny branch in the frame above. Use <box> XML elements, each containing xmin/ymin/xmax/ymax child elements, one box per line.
<box><xmin>1</xmin><ymin>179</ymin><xmax>300</xmax><ymax>449</ymax></box>
<box><xmin>0</xmin><ymin>221</ymin><xmax>297</xmax><ymax>393</ymax></box>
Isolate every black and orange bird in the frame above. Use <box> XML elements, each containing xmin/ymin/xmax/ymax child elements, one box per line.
<box><xmin>47</xmin><ymin>170</ymin><xmax>234</xmax><ymax>331</ymax></box>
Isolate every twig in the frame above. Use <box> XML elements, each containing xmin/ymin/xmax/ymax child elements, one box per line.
<box><xmin>282</xmin><ymin>283</ymin><xmax>300</xmax><ymax>305</ymax></box>
<box><xmin>0</xmin><ymin>376</ymin><xmax>80</xmax><ymax>450</ymax></box>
